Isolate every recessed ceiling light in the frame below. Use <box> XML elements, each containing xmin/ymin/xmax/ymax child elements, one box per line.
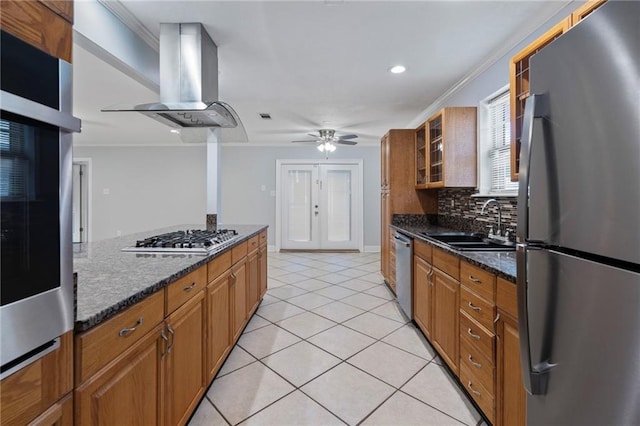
<box><xmin>390</xmin><ymin>65</ymin><xmax>406</xmax><ymax>74</ymax></box>
<box><xmin>170</xmin><ymin>129</ymin><xmax>180</xmax><ymax>134</ymax></box>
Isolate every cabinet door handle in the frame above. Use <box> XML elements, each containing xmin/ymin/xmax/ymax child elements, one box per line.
<box><xmin>467</xmin><ymin>381</ymin><xmax>481</xmax><ymax>396</ymax></box>
<box><xmin>467</xmin><ymin>328</ymin><xmax>481</xmax><ymax>340</ymax></box>
<box><xmin>468</xmin><ymin>275</ymin><xmax>482</xmax><ymax>284</ymax></box>
<box><xmin>161</xmin><ymin>329</ymin><xmax>169</xmax><ymax>359</ymax></box>
<box><xmin>183</xmin><ymin>282</ymin><xmax>197</xmax><ymax>292</ymax></box>
<box><xmin>468</xmin><ymin>355</ymin><xmax>482</xmax><ymax>368</ymax></box>
<box><xmin>468</xmin><ymin>302</ymin><xmax>482</xmax><ymax>312</ymax></box>
<box><xmin>167</xmin><ymin>324</ymin><xmax>175</xmax><ymax>354</ymax></box>
<box><xmin>119</xmin><ymin>317</ymin><xmax>143</xmax><ymax>337</ymax></box>
<box><xmin>230</xmin><ymin>272</ymin><xmax>237</xmax><ymax>282</ymax></box>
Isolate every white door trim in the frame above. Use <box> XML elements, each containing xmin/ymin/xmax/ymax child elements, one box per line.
<box><xmin>73</xmin><ymin>157</ymin><xmax>93</xmax><ymax>242</ymax></box>
<box><xmin>275</xmin><ymin>159</ymin><xmax>364</xmax><ymax>252</ymax></box>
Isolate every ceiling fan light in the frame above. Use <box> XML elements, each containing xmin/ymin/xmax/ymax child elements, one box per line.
<box><xmin>317</xmin><ymin>144</ymin><xmax>325</xmax><ymax>152</ymax></box>
<box><xmin>327</xmin><ymin>143</ymin><xmax>336</xmax><ymax>152</ymax></box>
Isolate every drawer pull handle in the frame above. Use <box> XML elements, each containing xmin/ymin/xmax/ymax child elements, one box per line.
<box><xmin>161</xmin><ymin>329</ymin><xmax>169</xmax><ymax>359</ymax></box>
<box><xmin>230</xmin><ymin>272</ymin><xmax>237</xmax><ymax>282</ymax></box>
<box><xmin>119</xmin><ymin>317</ymin><xmax>144</xmax><ymax>337</ymax></box>
<box><xmin>467</xmin><ymin>381</ymin><xmax>481</xmax><ymax>396</ymax></box>
<box><xmin>468</xmin><ymin>302</ymin><xmax>482</xmax><ymax>312</ymax></box>
<box><xmin>166</xmin><ymin>324</ymin><xmax>175</xmax><ymax>354</ymax></box>
<box><xmin>467</xmin><ymin>328</ymin><xmax>481</xmax><ymax>340</ymax></box>
<box><xmin>468</xmin><ymin>355</ymin><xmax>482</xmax><ymax>368</ymax></box>
<box><xmin>468</xmin><ymin>275</ymin><xmax>482</xmax><ymax>284</ymax></box>
<box><xmin>183</xmin><ymin>282</ymin><xmax>197</xmax><ymax>292</ymax></box>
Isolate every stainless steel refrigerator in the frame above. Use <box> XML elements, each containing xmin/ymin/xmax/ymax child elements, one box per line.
<box><xmin>516</xmin><ymin>2</ymin><xmax>640</xmax><ymax>425</ymax></box>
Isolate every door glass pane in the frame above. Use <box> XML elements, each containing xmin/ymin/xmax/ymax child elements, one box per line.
<box><xmin>287</xmin><ymin>170</ymin><xmax>312</xmax><ymax>242</ymax></box>
<box><xmin>326</xmin><ymin>170</ymin><xmax>351</xmax><ymax>242</ymax></box>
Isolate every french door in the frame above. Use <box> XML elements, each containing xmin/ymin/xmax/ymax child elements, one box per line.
<box><xmin>277</xmin><ymin>161</ymin><xmax>362</xmax><ymax>251</ymax></box>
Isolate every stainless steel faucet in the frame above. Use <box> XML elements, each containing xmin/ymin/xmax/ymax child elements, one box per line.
<box><xmin>481</xmin><ymin>198</ymin><xmax>510</xmax><ymax>242</ymax></box>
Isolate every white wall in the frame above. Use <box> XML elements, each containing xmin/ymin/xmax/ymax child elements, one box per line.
<box><xmin>220</xmin><ymin>145</ymin><xmax>380</xmax><ymax>248</ymax></box>
<box><xmin>73</xmin><ymin>145</ymin><xmax>206</xmax><ymax>241</ymax></box>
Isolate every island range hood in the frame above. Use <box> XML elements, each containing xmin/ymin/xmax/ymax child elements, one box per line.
<box><xmin>103</xmin><ymin>23</ymin><xmax>241</xmax><ymax>129</ymax></box>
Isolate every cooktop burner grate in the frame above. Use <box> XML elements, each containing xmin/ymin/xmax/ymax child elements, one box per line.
<box><xmin>122</xmin><ymin>229</ymin><xmax>238</xmax><ymax>254</ymax></box>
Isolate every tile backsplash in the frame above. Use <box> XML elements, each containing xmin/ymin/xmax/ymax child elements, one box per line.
<box><xmin>437</xmin><ymin>188</ymin><xmax>518</xmax><ymax>238</ymax></box>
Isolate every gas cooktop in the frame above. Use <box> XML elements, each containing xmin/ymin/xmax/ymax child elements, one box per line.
<box><xmin>122</xmin><ymin>229</ymin><xmax>238</xmax><ymax>254</ymax></box>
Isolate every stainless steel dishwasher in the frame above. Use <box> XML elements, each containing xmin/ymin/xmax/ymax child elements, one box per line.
<box><xmin>394</xmin><ymin>232</ymin><xmax>413</xmax><ymax>319</ymax></box>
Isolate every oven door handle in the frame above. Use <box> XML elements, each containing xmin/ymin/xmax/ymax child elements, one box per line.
<box><xmin>0</xmin><ymin>90</ymin><xmax>81</xmax><ymax>133</ymax></box>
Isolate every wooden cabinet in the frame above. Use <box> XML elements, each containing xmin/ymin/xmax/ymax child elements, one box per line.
<box><xmin>413</xmin><ymin>254</ymin><xmax>433</xmax><ymax>339</ymax></box>
<box><xmin>509</xmin><ymin>18</ymin><xmax>571</xmax><ymax>181</ymax></box>
<box><xmin>496</xmin><ymin>277</ymin><xmax>526</xmax><ymax>426</ymax></box>
<box><xmin>416</xmin><ymin>107</ymin><xmax>477</xmax><ymax>189</ymax></box>
<box><xmin>247</xmin><ymin>249</ymin><xmax>259</xmax><ymax>315</ymax></box>
<box><xmin>75</xmin><ymin>325</ymin><xmax>165</xmax><ymax>426</ymax></box>
<box><xmin>571</xmin><ymin>0</ymin><xmax>606</xmax><ymax>25</ymax></box>
<box><xmin>388</xmin><ymin>233</ymin><xmax>396</xmax><ymax>293</ymax></box>
<box><xmin>258</xmin><ymin>246</ymin><xmax>268</xmax><ymax>299</ymax></box>
<box><xmin>164</xmin><ymin>292</ymin><xmax>206</xmax><ymax>426</ymax></box>
<box><xmin>0</xmin><ymin>0</ymin><xmax>73</xmax><ymax>62</ymax></box>
<box><xmin>0</xmin><ymin>332</ymin><xmax>73</xmax><ymax>425</ymax></box>
<box><xmin>231</xmin><ymin>261</ymin><xmax>248</xmax><ymax>342</ymax></box>
<box><xmin>431</xmin><ymin>267</ymin><xmax>460</xmax><ymax>374</ymax></box>
<box><xmin>380</xmin><ymin>129</ymin><xmax>438</xmax><ymax>283</ymax></box>
<box><xmin>206</xmin><ymin>271</ymin><xmax>232</xmax><ymax>383</ymax></box>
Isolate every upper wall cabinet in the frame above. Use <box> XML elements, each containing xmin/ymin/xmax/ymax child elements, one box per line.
<box><xmin>509</xmin><ymin>18</ymin><xmax>570</xmax><ymax>181</ymax></box>
<box><xmin>509</xmin><ymin>0</ymin><xmax>607</xmax><ymax>181</ymax></box>
<box><xmin>0</xmin><ymin>0</ymin><xmax>74</xmax><ymax>62</ymax></box>
<box><xmin>415</xmin><ymin>107</ymin><xmax>477</xmax><ymax>189</ymax></box>
<box><xmin>571</xmin><ymin>0</ymin><xmax>607</xmax><ymax>25</ymax></box>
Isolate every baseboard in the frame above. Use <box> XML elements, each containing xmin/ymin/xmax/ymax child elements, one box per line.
<box><xmin>267</xmin><ymin>245</ymin><xmax>277</xmax><ymax>252</ymax></box>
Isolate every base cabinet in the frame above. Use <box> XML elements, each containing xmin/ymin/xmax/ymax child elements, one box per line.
<box><xmin>247</xmin><ymin>250</ymin><xmax>259</xmax><ymax>314</ymax></box>
<box><xmin>431</xmin><ymin>269</ymin><xmax>460</xmax><ymax>374</ymax></box>
<box><xmin>258</xmin><ymin>245</ymin><xmax>267</xmax><ymax>298</ymax></box>
<box><xmin>496</xmin><ymin>311</ymin><xmax>526</xmax><ymax>426</ymax></box>
<box><xmin>206</xmin><ymin>271</ymin><xmax>231</xmax><ymax>383</ymax></box>
<box><xmin>75</xmin><ymin>325</ymin><xmax>164</xmax><ymax>426</ymax></box>
<box><xmin>231</xmin><ymin>261</ymin><xmax>248</xmax><ymax>342</ymax></box>
<box><xmin>413</xmin><ymin>255</ymin><xmax>433</xmax><ymax>339</ymax></box>
<box><xmin>164</xmin><ymin>293</ymin><xmax>206</xmax><ymax>426</ymax></box>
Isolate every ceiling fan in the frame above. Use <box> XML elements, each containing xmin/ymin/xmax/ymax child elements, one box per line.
<box><xmin>292</xmin><ymin>129</ymin><xmax>358</xmax><ymax>154</ymax></box>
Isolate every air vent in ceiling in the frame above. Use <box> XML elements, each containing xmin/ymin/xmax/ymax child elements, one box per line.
<box><xmin>259</xmin><ymin>113</ymin><xmax>272</xmax><ymax>120</ymax></box>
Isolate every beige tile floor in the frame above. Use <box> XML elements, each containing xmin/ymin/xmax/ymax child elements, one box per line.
<box><xmin>188</xmin><ymin>251</ymin><xmax>487</xmax><ymax>426</ymax></box>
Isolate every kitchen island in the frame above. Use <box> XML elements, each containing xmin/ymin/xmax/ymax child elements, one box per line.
<box><xmin>72</xmin><ymin>224</ymin><xmax>268</xmax><ymax>426</ymax></box>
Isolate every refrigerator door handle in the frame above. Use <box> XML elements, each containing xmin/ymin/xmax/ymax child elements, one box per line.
<box><xmin>517</xmin><ymin>94</ymin><xmax>547</xmax><ymax>243</ymax></box>
<box><xmin>517</xmin><ymin>244</ymin><xmax>556</xmax><ymax>395</ymax></box>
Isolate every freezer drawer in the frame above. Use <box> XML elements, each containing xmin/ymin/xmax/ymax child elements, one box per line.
<box><xmin>521</xmin><ymin>248</ymin><xmax>640</xmax><ymax>425</ymax></box>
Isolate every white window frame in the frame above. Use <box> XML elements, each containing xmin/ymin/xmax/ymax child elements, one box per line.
<box><xmin>475</xmin><ymin>85</ymin><xmax>518</xmax><ymax>197</ymax></box>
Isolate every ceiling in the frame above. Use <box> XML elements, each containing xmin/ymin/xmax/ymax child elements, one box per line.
<box><xmin>73</xmin><ymin>0</ymin><xmax>569</xmax><ymax>147</ymax></box>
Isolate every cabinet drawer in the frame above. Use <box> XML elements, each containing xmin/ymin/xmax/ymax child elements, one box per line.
<box><xmin>259</xmin><ymin>230</ymin><xmax>267</xmax><ymax>246</ymax></box>
<box><xmin>414</xmin><ymin>239</ymin><xmax>432</xmax><ymax>261</ymax></box>
<box><xmin>231</xmin><ymin>241</ymin><xmax>248</xmax><ymax>264</ymax></box>
<box><xmin>460</xmin><ymin>362</ymin><xmax>495</xmax><ymax>424</ymax></box>
<box><xmin>166</xmin><ymin>266</ymin><xmax>207</xmax><ymax>315</ymax></box>
<box><xmin>247</xmin><ymin>235</ymin><xmax>260</xmax><ymax>254</ymax></box>
<box><xmin>432</xmin><ymin>247</ymin><xmax>459</xmax><ymax>279</ymax></box>
<box><xmin>460</xmin><ymin>337</ymin><xmax>495</xmax><ymax>397</ymax></box>
<box><xmin>460</xmin><ymin>261</ymin><xmax>496</xmax><ymax>303</ymax></box>
<box><xmin>208</xmin><ymin>250</ymin><xmax>232</xmax><ymax>283</ymax></box>
<box><xmin>497</xmin><ymin>277</ymin><xmax>518</xmax><ymax>318</ymax></box>
<box><xmin>460</xmin><ymin>310</ymin><xmax>495</xmax><ymax>362</ymax></box>
<box><xmin>460</xmin><ymin>286</ymin><xmax>496</xmax><ymax>331</ymax></box>
<box><xmin>75</xmin><ymin>291</ymin><xmax>164</xmax><ymax>384</ymax></box>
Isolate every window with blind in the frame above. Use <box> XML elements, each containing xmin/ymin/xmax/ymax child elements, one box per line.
<box><xmin>477</xmin><ymin>87</ymin><xmax>518</xmax><ymax>196</ymax></box>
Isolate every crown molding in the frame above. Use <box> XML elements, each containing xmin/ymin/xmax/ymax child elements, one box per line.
<box><xmin>408</xmin><ymin>1</ymin><xmax>573</xmax><ymax>128</ymax></box>
<box><xmin>98</xmin><ymin>0</ymin><xmax>159</xmax><ymax>51</ymax></box>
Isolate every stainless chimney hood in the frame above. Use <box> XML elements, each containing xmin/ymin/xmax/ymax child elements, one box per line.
<box><xmin>102</xmin><ymin>23</ymin><xmax>241</xmax><ymax>129</ymax></box>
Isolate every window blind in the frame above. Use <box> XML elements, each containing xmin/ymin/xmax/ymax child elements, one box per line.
<box><xmin>0</xmin><ymin>119</ymin><xmax>28</xmax><ymax>198</ymax></box>
<box><xmin>488</xmin><ymin>91</ymin><xmax>518</xmax><ymax>193</ymax></box>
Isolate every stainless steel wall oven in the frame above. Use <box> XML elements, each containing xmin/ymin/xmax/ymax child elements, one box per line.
<box><xmin>0</xmin><ymin>31</ymin><xmax>80</xmax><ymax>378</ymax></box>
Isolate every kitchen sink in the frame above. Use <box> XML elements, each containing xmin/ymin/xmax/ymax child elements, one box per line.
<box><xmin>419</xmin><ymin>232</ymin><xmax>516</xmax><ymax>252</ymax></box>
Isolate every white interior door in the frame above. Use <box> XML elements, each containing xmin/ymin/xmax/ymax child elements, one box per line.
<box><xmin>319</xmin><ymin>164</ymin><xmax>359</xmax><ymax>250</ymax></box>
<box><xmin>281</xmin><ymin>164</ymin><xmax>319</xmax><ymax>249</ymax></box>
<box><xmin>278</xmin><ymin>161</ymin><xmax>361</xmax><ymax>251</ymax></box>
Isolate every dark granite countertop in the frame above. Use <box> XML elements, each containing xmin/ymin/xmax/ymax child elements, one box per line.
<box><xmin>390</xmin><ymin>222</ymin><xmax>516</xmax><ymax>282</ymax></box>
<box><xmin>73</xmin><ymin>224</ymin><xmax>267</xmax><ymax>332</ymax></box>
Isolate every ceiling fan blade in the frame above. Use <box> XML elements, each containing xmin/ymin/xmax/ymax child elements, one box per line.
<box><xmin>337</xmin><ymin>134</ymin><xmax>358</xmax><ymax>140</ymax></box>
<box><xmin>292</xmin><ymin>139</ymin><xmax>320</xmax><ymax>143</ymax></box>
<box><xmin>336</xmin><ymin>140</ymin><xmax>358</xmax><ymax>145</ymax></box>
<box><xmin>307</xmin><ymin>132</ymin><xmax>321</xmax><ymax>138</ymax></box>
